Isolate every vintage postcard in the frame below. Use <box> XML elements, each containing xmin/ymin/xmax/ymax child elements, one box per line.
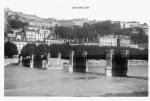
<box><xmin>1</xmin><ymin>0</ymin><xmax>149</xmax><ymax>99</ymax></box>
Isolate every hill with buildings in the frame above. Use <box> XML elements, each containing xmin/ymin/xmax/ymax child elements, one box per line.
<box><xmin>4</xmin><ymin>8</ymin><xmax>148</xmax><ymax>55</ymax></box>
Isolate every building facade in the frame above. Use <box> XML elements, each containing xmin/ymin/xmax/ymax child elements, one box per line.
<box><xmin>120</xmin><ymin>21</ymin><xmax>141</xmax><ymax>29</ymax></box>
<box><xmin>120</xmin><ymin>21</ymin><xmax>149</xmax><ymax>35</ymax></box>
<box><xmin>26</xmin><ymin>31</ymin><xmax>36</xmax><ymax>41</ymax></box>
<box><xmin>129</xmin><ymin>44</ymin><xmax>139</xmax><ymax>49</ymax></box>
<box><xmin>26</xmin><ymin>26</ymin><xmax>51</xmax><ymax>42</ymax></box>
<box><xmin>39</xmin><ymin>28</ymin><xmax>51</xmax><ymax>38</ymax></box>
<box><xmin>29</xmin><ymin>21</ymin><xmax>53</xmax><ymax>28</ymax></box>
<box><xmin>119</xmin><ymin>35</ymin><xmax>131</xmax><ymax>47</ymax></box>
<box><xmin>46</xmin><ymin>38</ymin><xmax>64</xmax><ymax>45</ymax></box>
<box><xmin>99</xmin><ymin>35</ymin><xmax>118</xmax><ymax>47</ymax></box>
<box><xmin>98</xmin><ymin>34</ymin><xmax>131</xmax><ymax>47</ymax></box>
<box><xmin>141</xmin><ymin>23</ymin><xmax>149</xmax><ymax>35</ymax></box>
<box><xmin>35</xmin><ymin>33</ymin><xmax>45</xmax><ymax>41</ymax></box>
<box><xmin>83</xmin><ymin>42</ymin><xmax>99</xmax><ymax>46</ymax></box>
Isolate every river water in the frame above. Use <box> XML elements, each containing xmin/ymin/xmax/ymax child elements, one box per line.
<box><xmin>4</xmin><ymin>62</ymin><xmax>148</xmax><ymax>96</ymax></box>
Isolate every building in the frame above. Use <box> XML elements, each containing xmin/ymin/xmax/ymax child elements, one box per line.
<box><xmin>116</xmin><ymin>21</ymin><xmax>149</xmax><ymax>35</ymax></box>
<box><xmin>129</xmin><ymin>44</ymin><xmax>139</xmax><ymax>49</ymax></box>
<box><xmin>7</xmin><ymin>29</ymin><xmax>24</xmax><ymax>41</ymax></box>
<box><xmin>83</xmin><ymin>42</ymin><xmax>99</xmax><ymax>46</ymax></box>
<box><xmin>35</xmin><ymin>33</ymin><xmax>45</xmax><ymax>41</ymax></box>
<box><xmin>27</xmin><ymin>26</ymin><xmax>39</xmax><ymax>31</ymax></box>
<box><xmin>35</xmin><ymin>41</ymin><xmax>44</xmax><ymax>46</ymax></box>
<box><xmin>59</xmin><ymin>18</ymin><xmax>89</xmax><ymax>27</ymax></box>
<box><xmin>26</xmin><ymin>30</ymin><xmax>36</xmax><ymax>41</ymax></box>
<box><xmin>16</xmin><ymin>34</ymin><xmax>22</xmax><ymax>41</ymax></box>
<box><xmin>26</xmin><ymin>26</ymin><xmax>38</xmax><ymax>41</ymax></box>
<box><xmin>138</xmin><ymin>43</ymin><xmax>148</xmax><ymax>50</ymax></box>
<box><xmin>111</xmin><ymin>21</ymin><xmax>122</xmax><ymax>29</ymax></box>
<box><xmin>125</xmin><ymin>22</ymin><xmax>141</xmax><ymax>28</ymax></box>
<box><xmin>119</xmin><ymin>21</ymin><xmax>149</xmax><ymax>33</ymax></box>
<box><xmin>45</xmin><ymin>38</ymin><xmax>64</xmax><ymax>45</ymax></box>
<box><xmin>73</xmin><ymin>18</ymin><xmax>89</xmax><ymax>27</ymax></box>
<box><xmin>39</xmin><ymin>28</ymin><xmax>51</xmax><ymax>38</ymax></box>
<box><xmin>29</xmin><ymin>21</ymin><xmax>53</xmax><ymax>28</ymax></box>
<box><xmin>141</xmin><ymin>23</ymin><xmax>149</xmax><ymax>35</ymax></box>
<box><xmin>120</xmin><ymin>21</ymin><xmax>141</xmax><ymax>29</ymax></box>
<box><xmin>119</xmin><ymin>35</ymin><xmax>131</xmax><ymax>47</ymax></box>
<box><xmin>35</xmin><ymin>28</ymin><xmax>51</xmax><ymax>41</ymax></box>
<box><xmin>98</xmin><ymin>34</ymin><xmax>132</xmax><ymax>47</ymax></box>
<box><xmin>60</xmin><ymin>21</ymin><xmax>74</xmax><ymax>27</ymax></box>
<box><xmin>26</xmin><ymin>26</ymin><xmax>51</xmax><ymax>42</ymax></box>
<box><xmin>7</xmin><ymin>33</ymin><xmax>16</xmax><ymax>42</ymax></box>
<box><xmin>13</xmin><ymin>41</ymin><xmax>28</xmax><ymax>54</ymax></box>
<box><xmin>99</xmin><ymin>35</ymin><xmax>118</xmax><ymax>47</ymax></box>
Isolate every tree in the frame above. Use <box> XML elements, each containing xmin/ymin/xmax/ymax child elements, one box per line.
<box><xmin>5</xmin><ymin>42</ymin><xmax>18</xmax><ymax>58</ymax></box>
<box><xmin>10</xmin><ymin>19</ymin><xmax>26</xmax><ymax>29</ymax></box>
<box><xmin>35</xmin><ymin>44</ymin><xmax>49</xmax><ymax>55</ymax></box>
<box><xmin>21</xmin><ymin>43</ymin><xmax>36</xmax><ymax>57</ymax></box>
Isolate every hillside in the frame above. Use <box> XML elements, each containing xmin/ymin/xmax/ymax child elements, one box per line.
<box><xmin>4</xmin><ymin>8</ymin><xmax>148</xmax><ymax>44</ymax></box>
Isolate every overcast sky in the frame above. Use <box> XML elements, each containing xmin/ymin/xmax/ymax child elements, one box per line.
<box><xmin>2</xmin><ymin>0</ymin><xmax>150</xmax><ymax>24</ymax></box>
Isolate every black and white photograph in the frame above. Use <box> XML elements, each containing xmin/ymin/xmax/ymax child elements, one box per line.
<box><xmin>1</xmin><ymin>0</ymin><xmax>149</xmax><ymax>98</ymax></box>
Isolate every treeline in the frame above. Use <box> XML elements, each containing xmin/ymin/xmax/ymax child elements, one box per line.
<box><xmin>21</xmin><ymin>44</ymin><xmax>148</xmax><ymax>60</ymax></box>
<box><xmin>4</xmin><ymin>41</ymin><xmax>148</xmax><ymax>60</ymax></box>
<box><xmin>54</xmin><ymin>21</ymin><xmax>148</xmax><ymax>43</ymax></box>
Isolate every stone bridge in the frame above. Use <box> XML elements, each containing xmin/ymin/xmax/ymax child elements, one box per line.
<box><xmin>19</xmin><ymin>49</ymin><xmax>131</xmax><ymax>77</ymax></box>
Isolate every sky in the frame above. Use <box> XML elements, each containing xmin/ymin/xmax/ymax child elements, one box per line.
<box><xmin>1</xmin><ymin>0</ymin><xmax>150</xmax><ymax>24</ymax></box>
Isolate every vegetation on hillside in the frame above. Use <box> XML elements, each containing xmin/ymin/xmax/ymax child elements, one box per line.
<box><xmin>54</xmin><ymin>21</ymin><xmax>148</xmax><ymax>44</ymax></box>
<box><xmin>4</xmin><ymin>13</ymin><xmax>28</xmax><ymax>37</ymax></box>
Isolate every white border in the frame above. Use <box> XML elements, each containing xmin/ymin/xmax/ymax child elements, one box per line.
<box><xmin>0</xmin><ymin>0</ymin><xmax>150</xmax><ymax>101</ymax></box>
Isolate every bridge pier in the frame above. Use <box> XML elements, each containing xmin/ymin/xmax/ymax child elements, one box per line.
<box><xmin>69</xmin><ymin>51</ymin><xmax>74</xmax><ymax>73</ymax></box>
<box><xmin>68</xmin><ymin>51</ymin><xmax>88</xmax><ymax>73</ymax></box>
<box><xmin>19</xmin><ymin>56</ymin><xmax>23</xmax><ymax>65</ymax></box>
<box><xmin>42</xmin><ymin>59</ymin><xmax>47</xmax><ymax>69</ymax></box>
<box><xmin>105</xmin><ymin>50</ymin><xmax>129</xmax><ymax>77</ymax></box>
<box><xmin>73</xmin><ymin>51</ymin><xmax>87</xmax><ymax>72</ymax></box>
<box><xmin>47</xmin><ymin>53</ymin><xmax>50</xmax><ymax>66</ymax></box>
<box><xmin>30</xmin><ymin>55</ymin><xmax>34</xmax><ymax>69</ymax></box>
<box><xmin>112</xmin><ymin>50</ymin><xmax>129</xmax><ymax>76</ymax></box>
<box><xmin>58</xmin><ymin>53</ymin><xmax>62</xmax><ymax>70</ymax></box>
<box><xmin>105</xmin><ymin>50</ymin><xmax>114</xmax><ymax>76</ymax></box>
<box><xmin>84</xmin><ymin>51</ymin><xmax>88</xmax><ymax>72</ymax></box>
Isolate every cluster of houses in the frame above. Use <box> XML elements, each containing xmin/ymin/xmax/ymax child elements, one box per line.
<box><xmin>5</xmin><ymin>8</ymin><xmax>148</xmax><ymax>55</ymax></box>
